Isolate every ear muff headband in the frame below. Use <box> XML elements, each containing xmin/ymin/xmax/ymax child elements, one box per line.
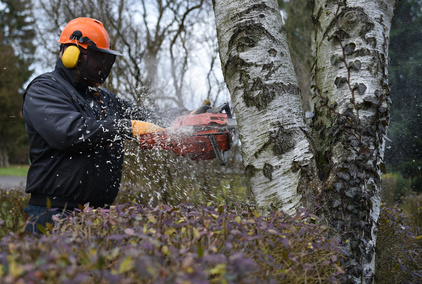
<box><xmin>62</xmin><ymin>45</ymin><xmax>80</xmax><ymax>69</ymax></box>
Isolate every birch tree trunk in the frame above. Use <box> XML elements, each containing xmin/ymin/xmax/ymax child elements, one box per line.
<box><xmin>213</xmin><ymin>0</ymin><xmax>398</xmax><ymax>283</ymax></box>
<box><xmin>310</xmin><ymin>0</ymin><xmax>397</xmax><ymax>282</ymax></box>
<box><xmin>213</xmin><ymin>0</ymin><xmax>316</xmax><ymax>215</ymax></box>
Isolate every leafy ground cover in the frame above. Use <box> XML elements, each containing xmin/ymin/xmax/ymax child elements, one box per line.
<box><xmin>1</xmin><ymin>186</ymin><xmax>346</xmax><ymax>283</ymax></box>
<box><xmin>0</xmin><ymin>185</ymin><xmax>421</xmax><ymax>283</ymax></box>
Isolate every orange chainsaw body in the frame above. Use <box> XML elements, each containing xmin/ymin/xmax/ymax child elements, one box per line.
<box><xmin>137</xmin><ymin>112</ymin><xmax>233</xmax><ymax>163</ymax></box>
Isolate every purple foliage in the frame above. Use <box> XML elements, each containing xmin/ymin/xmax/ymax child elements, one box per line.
<box><xmin>0</xmin><ymin>201</ymin><xmax>346</xmax><ymax>283</ymax></box>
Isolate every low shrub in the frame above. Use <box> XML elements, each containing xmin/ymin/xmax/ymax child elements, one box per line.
<box><xmin>1</xmin><ymin>202</ymin><xmax>346</xmax><ymax>283</ymax></box>
<box><xmin>0</xmin><ymin>186</ymin><xmax>28</xmax><ymax>237</ymax></box>
<box><xmin>382</xmin><ymin>172</ymin><xmax>412</xmax><ymax>205</ymax></box>
<box><xmin>376</xmin><ymin>204</ymin><xmax>422</xmax><ymax>283</ymax></box>
<box><xmin>3</xmin><ymin>185</ymin><xmax>422</xmax><ymax>283</ymax></box>
<box><xmin>401</xmin><ymin>194</ymin><xmax>422</xmax><ymax>229</ymax></box>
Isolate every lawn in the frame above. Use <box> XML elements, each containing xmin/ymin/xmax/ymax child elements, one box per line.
<box><xmin>0</xmin><ymin>165</ymin><xmax>29</xmax><ymax>177</ymax></box>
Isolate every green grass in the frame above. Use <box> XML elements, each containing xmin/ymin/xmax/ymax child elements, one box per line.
<box><xmin>0</xmin><ymin>165</ymin><xmax>29</xmax><ymax>177</ymax></box>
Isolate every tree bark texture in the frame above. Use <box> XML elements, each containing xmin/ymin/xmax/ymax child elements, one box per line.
<box><xmin>310</xmin><ymin>0</ymin><xmax>398</xmax><ymax>282</ymax></box>
<box><xmin>0</xmin><ymin>146</ymin><xmax>10</xmax><ymax>168</ymax></box>
<box><xmin>213</xmin><ymin>0</ymin><xmax>316</xmax><ymax>215</ymax></box>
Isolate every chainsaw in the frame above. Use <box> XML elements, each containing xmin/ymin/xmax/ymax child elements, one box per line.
<box><xmin>137</xmin><ymin>102</ymin><xmax>237</xmax><ymax>165</ymax></box>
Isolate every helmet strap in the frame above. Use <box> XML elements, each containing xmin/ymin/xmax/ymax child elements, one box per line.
<box><xmin>70</xmin><ymin>30</ymin><xmax>97</xmax><ymax>48</ymax></box>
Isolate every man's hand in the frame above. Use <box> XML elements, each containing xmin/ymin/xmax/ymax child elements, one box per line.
<box><xmin>131</xmin><ymin>121</ymin><xmax>164</xmax><ymax>136</ymax></box>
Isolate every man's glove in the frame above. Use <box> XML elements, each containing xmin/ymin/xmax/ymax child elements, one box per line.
<box><xmin>131</xmin><ymin>120</ymin><xmax>164</xmax><ymax>137</ymax></box>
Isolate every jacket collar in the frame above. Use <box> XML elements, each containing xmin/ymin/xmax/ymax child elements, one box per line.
<box><xmin>55</xmin><ymin>58</ymin><xmax>89</xmax><ymax>91</ymax></box>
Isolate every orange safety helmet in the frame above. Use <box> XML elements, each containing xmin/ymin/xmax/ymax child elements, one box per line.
<box><xmin>57</xmin><ymin>17</ymin><xmax>121</xmax><ymax>56</ymax></box>
<box><xmin>58</xmin><ymin>17</ymin><xmax>121</xmax><ymax>83</ymax></box>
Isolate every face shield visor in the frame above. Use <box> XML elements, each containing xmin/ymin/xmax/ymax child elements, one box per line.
<box><xmin>80</xmin><ymin>46</ymin><xmax>117</xmax><ymax>84</ymax></box>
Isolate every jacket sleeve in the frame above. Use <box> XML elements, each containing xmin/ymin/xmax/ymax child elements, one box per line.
<box><xmin>23</xmin><ymin>80</ymin><xmax>122</xmax><ymax>151</ymax></box>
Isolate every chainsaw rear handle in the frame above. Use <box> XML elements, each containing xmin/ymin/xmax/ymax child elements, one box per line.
<box><xmin>214</xmin><ymin>102</ymin><xmax>232</xmax><ymax>118</ymax></box>
<box><xmin>192</xmin><ymin>101</ymin><xmax>232</xmax><ymax>118</ymax></box>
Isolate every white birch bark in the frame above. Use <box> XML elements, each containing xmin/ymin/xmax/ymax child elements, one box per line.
<box><xmin>213</xmin><ymin>0</ymin><xmax>397</xmax><ymax>282</ymax></box>
<box><xmin>311</xmin><ymin>0</ymin><xmax>398</xmax><ymax>282</ymax></box>
<box><xmin>213</xmin><ymin>0</ymin><xmax>315</xmax><ymax>214</ymax></box>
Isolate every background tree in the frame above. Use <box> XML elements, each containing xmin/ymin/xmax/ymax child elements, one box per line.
<box><xmin>0</xmin><ymin>0</ymin><xmax>35</xmax><ymax>167</ymax></box>
<box><xmin>278</xmin><ymin>0</ymin><xmax>313</xmax><ymax>112</ymax></box>
<box><xmin>385</xmin><ymin>0</ymin><xmax>422</xmax><ymax>196</ymax></box>
<box><xmin>0</xmin><ymin>38</ymin><xmax>21</xmax><ymax>167</ymax></box>
<box><xmin>213</xmin><ymin>0</ymin><xmax>397</xmax><ymax>283</ymax></box>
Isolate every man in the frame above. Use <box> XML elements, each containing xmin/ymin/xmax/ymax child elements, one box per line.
<box><xmin>22</xmin><ymin>17</ymin><xmax>178</xmax><ymax>233</ymax></box>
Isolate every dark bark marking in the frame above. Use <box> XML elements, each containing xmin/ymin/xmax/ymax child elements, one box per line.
<box><xmin>263</xmin><ymin>163</ymin><xmax>274</xmax><ymax>181</ymax></box>
<box><xmin>270</xmin><ymin>122</ymin><xmax>295</xmax><ymax>157</ymax></box>
<box><xmin>250</xmin><ymin>122</ymin><xmax>297</xmax><ymax>160</ymax></box>
<box><xmin>242</xmin><ymin>77</ymin><xmax>300</xmax><ymax>111</ymax></box>
<box><xmin>245</xmin><ymin>164</ymin><xmax>257</xmax><ymax>179</ymax></box>
<box><xmin>268</xmin><ymin>48</ymin><xmax>277</xmax><ymax>57</ymax></box>
<box><xmin>230</xmin><ymin>2</ymin><xmax>279</xmax><ymax>22</ymax></box>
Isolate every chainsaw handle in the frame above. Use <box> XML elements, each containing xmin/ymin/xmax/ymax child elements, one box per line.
<box><xmin>209</xmin><ymin>102</ymin><xmax>232</xmax><ymax>118</ymax></box>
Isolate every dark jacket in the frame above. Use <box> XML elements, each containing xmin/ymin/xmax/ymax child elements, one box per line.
<box><xmin>22</xmin><ymin>59</ymin><xmax>158</xmax><ymax>209</ymax></box>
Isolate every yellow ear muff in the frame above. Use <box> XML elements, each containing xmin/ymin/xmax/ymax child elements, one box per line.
<box><xmin>62</xmin><ymin>45</ymin><xmax>80</xmax><ymax>69</ymax></box>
